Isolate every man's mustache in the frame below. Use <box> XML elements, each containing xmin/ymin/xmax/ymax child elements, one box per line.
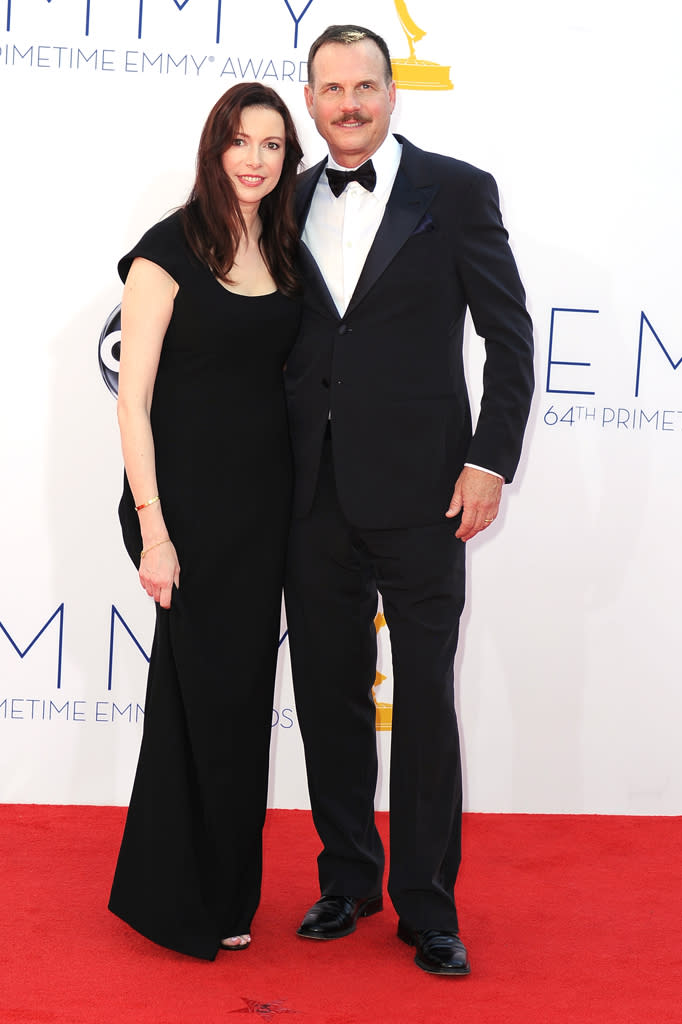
<box><xmin>332</xmin><ymin>115</ymin><xmax>371</xmax><ymax>125</ymax></box>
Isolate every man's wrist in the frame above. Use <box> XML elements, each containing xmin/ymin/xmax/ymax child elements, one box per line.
<box><xmin>464</xmin><ymin>462</ymin><xmax>504</xmax><ymax>481</ymax></box>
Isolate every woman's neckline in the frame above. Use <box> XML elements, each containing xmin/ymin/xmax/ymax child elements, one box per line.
<box><xmin>213</xmin><ymin>277</ymin><xmax>278</xmax><ymax>298</ymax></box>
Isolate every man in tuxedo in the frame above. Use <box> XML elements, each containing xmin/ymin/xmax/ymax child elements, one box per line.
<box><xmin>284</xmin><ymin>24</ymin><xmax>534</xmax><ymax>976</ymax></box>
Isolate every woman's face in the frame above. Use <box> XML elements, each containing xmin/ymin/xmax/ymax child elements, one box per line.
<box><xmin>221</xmin><ymin>105</ymin><xmax>286</xmax><ymax>209</ymax></box>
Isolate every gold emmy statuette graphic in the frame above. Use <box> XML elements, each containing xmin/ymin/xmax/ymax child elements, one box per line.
<box><xmin>372</xmin><ymin>612</ymin><xmax>393</xmax><ymax>731</ymax></box>
<box><xmin>391</xmin><ymin>0</ymin><xmax>453</xmax><ymax>91</ymax></box>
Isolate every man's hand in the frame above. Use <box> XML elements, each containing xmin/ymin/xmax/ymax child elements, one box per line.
<box><xmin>446</xmin><ymin>466</ymin><xmax>503</xmax><ymax>541</ymax></box>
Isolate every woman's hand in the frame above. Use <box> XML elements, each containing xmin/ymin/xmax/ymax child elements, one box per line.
<box><xmin>139</xmin><ymin>539</ymin><xmax>180</xmax><ymax>609</ymax></box>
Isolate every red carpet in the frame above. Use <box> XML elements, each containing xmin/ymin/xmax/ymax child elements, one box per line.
<box><xmin>1</xmin><ymin>806</ymin><xmax>680</xmax><ymax>1023</ymax></box>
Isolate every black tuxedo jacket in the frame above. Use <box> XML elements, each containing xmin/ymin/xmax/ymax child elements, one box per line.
<box><xmin>284</xmin><ymin>135</ymin><xmax>534</xmax><ymax>529</ymax></box>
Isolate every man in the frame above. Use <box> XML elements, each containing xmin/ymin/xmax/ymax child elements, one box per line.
<box><xmin>284</xmin><ymin>24</ymin><xmax>533</xmax><ymax>976</ymax></box>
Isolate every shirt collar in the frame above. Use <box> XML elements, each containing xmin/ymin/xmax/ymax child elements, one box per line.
<box><xmin>325</xmin><ymin>133</ymin><xmax>402</xmax><ymax>200</ymax></box>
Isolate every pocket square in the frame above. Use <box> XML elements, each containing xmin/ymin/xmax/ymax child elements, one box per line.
<box><xmin>412</xmin><ymin>212</ymin><xmax>435</xmax><ymax>236</ymax></box>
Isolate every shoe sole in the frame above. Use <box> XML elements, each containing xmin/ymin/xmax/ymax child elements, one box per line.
<box><xmin>414</xmin><ymin>955</ymin><xmax>471</xmax><ymax>976</ymax></box>
<box><xmin>297</xmin><ymin>896</ymin><xmax>383</xmax><ymax>940</ymax></box>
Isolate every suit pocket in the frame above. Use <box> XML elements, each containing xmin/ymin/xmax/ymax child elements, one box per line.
<box><xmin>411</xmin><ymin>212</ymin><xmax>435</xmax><ymax>236</ymax></box>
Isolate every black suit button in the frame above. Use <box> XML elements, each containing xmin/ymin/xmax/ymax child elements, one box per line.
<box><xmin>321</xmin><ymin>378</ymin><xmax>330</xmax><ymax>388</ymax></box>
<box><xmin>338</xmin><ymin>324</ymin><xmax>352</xmax><ymax>335</ymax></box>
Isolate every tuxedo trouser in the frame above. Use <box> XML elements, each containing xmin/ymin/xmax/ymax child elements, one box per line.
<box><xmin>285</xmin><ymin>435</ymin><xmax>466</xmax><ymax>931</ymax></box>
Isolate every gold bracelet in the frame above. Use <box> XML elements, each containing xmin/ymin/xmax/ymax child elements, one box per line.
<box><xmin>140</xmin><ymin>538</ymin><xmax>171</xmax><ymax>559</ymax></box>
<box><xmin>135</xmin><ymin>495</ymin><xmax>160</xmax><ymax>512</ymax></box>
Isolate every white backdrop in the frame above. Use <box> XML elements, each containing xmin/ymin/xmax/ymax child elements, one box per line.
<box><xmin>1</xmin><ymin>0</ymin><xmax>680</xmax><ymax>813</ymax></box>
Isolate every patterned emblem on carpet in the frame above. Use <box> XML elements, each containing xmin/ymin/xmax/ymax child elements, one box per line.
<box><xmin>230</xmin><ymin>998</ymin><xmax>298</xmax><ymax>1019</ymax></box>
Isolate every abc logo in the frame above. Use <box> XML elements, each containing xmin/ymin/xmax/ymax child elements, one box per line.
<box><xmin>99</xmin><ymin>305</ymin><xmax>121</xmax><ymax>397</ymax></box>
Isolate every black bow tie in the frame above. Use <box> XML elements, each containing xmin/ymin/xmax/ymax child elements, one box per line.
<box><xmin>325</xmin><ymin>160</ymin><xmax>376</xmax><ymax>197</ymax></box>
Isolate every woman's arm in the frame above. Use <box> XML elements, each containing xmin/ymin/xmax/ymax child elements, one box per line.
<box><xmin>117</xmin><ymin>257</ymin><xmax>180</xmax><ymax>609</ymax></box>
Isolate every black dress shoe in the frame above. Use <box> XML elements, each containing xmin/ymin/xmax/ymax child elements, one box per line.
<box><xmin>397</xmin><ymin>920</ymin><xmax>471</xmax><ymax>975</ymax></box>
<box><xmin>297</xmin><ymin>894</ymin><xmax>383</xmax><ymax>940</ymax></box>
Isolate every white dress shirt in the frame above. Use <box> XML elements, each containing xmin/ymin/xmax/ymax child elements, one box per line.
<box><xmin>302</xmin><ymin>134</ymin><xmax>402</xmax><ymax>316</ymax></box>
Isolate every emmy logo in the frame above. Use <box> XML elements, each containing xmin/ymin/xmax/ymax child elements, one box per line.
<box><xmin>391</xmin><ymin>0</ymin><xmax>453</xmax><ymax>91</ymax></box>
<box><xmin>372</xmin><ymin>612</ymin><xmax>393</xmax><ymax>731</ymax></box>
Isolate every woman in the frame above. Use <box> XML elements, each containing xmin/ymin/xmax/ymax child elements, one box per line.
<box><xmin>109</xmin><ymin>83</ymin><xmax>303</xmax><ymax>960</ymax></box>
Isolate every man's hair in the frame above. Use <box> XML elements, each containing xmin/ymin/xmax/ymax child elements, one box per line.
<box><xmin>307</xmin><ymin>24</ymin><xmax>393</xmax><ymax>86</ymax></box>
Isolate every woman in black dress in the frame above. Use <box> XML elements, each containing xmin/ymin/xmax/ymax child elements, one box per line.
<box><xmin>109</xmin><ymin>83</ymin><xmax>302</xmax><ymax>960</ymax></box>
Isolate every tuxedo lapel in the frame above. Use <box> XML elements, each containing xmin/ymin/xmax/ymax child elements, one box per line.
<box><xmin>346</xmin><ymin>167</ymin><xmax>437</xmax><ymax>315</ymax></box>
<box><xmin>296</xmin><ymin>159</ymin><xmax>326</xmax><ymax>225</ymax></box>
<box><xmin>299</xmin><ymin>239</ymin><xmax>337</xmax><ymax>316</ymax></box>
<box><xmin>296</xmin><ymin>159</ymin><xmax>340</xmax><ymax>316</ymax></box>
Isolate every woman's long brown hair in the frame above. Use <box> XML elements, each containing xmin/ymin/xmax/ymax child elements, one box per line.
<box><xmin>181</xmin><ymin>83</ymin><xmax>303</xmax><ymax>296</ymax></box>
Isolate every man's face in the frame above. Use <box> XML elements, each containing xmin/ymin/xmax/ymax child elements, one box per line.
<box><xmin>304</xmin><ymin>39</ymin><xmax>396</xmax><ymax>168</ymax></box>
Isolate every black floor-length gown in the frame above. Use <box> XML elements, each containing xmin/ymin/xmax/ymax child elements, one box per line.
<box><xmin>109</xmin><ymin>211</ymin><xmax>301</xmax><ymax>960</ymax></box>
